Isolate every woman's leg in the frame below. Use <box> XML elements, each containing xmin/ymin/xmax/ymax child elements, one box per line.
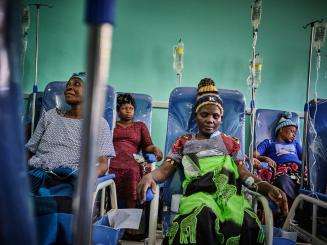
<box><xmin>109</xmin><ymin>167</ymin><xmax>139</xmax><ymax>203</ymax></box>
<box><xmin>274</xmin><ymin>174</ymin><xmax>299</xmax><ymax>205</ymax></box>
<box><xmin>126</xmin><ymin>199</ymin><xmax>137</xmax><ymax>208</ymax></box>
<box><xmin>239</xmin><ymin>209</ymin><xmax>264</xmax><ymax>245</ymax></box>
<box><xmin>164</xmin><ymin>206</ymin><xmax>222</xmax><ymax>245</ymax></box>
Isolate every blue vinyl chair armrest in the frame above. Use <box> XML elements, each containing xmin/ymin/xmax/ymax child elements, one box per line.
<box><xmin>93</xmin><ymin>173</ymin><xmax>117</xmax><ymax>215</ymax></box>
<box><xmin>96</xmin><ymin>173</ymin><xmax>115</xmax><ymax>185</ymax></box>
<box><xmin>143</xmin><ymin>153</ymin><xmax>157</xmax><ymax>164</ymax></box>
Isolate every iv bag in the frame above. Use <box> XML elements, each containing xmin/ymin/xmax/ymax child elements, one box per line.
<box><xmin>173</xmin><ymin>39</ymin><xmax>184</xmax><ymax>75</ymax></box>
<box><xmin>251</xmin><ymin>0</ymin><xmax>262</xmax><ymax>30</ymax></box>
<box><xmin>247</xmin><ymin>54</ymin><xmax>262</xmax><ymax>89</ymax></box>
<box><xmin>313</xmin><ymin>22</ymin><xmax>327</xmax><ymax>51</ymax></box>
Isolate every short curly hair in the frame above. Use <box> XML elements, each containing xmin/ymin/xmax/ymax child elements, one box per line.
<box><xmin>116</xmin><ymin>93</ymin><xmax>136</xmax><ymax>111</ymax></box>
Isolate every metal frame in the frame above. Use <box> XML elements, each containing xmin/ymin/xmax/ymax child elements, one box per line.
<box><xmin>30</xmin><ymin>4</ymin><xmax>40</xmax><ymax>134</ymax></box>
<box><xmin>301</xmin><ymin>22</ymin><xmax>316</xmax><ymax>189</ymax></box>
<box><xmin>73</xmin><ymin>23</ymin><xmax>114</xmax><ymax>245</ymax></box>
<box><xmin>283</xmin><ymin>194</ymin><xmax>327</xmax><ymax>245</ymax></box>
<box><xmin>244</xmin><ymin>189</ymin><xmax>274</xmax><ymax>245</ymax></box>
<box><xmin>145</xmin><ymin>185</ymin><xmax>160</xmax><ymax>245</ymax></box>
<box><xmin>92</xmin><ymin>178</ymin><xmax>118</xmax><ymax>216</ymax></box>
<box><xmin>28</xmin><ymin>3</ymin><xmax>52</xmax><ymax>134</ymax></box>
<box><xmin>248</xmin><ymin>29</ymin><xmax>259</xmax><ymax>174</ymax></box>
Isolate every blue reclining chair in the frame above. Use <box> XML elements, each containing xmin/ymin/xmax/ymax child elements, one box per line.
<box><xmin>42</xmin><ymin>81</ymin><xmax>118</xmax><ymax>215</ymax></box>
<box><xmin>254</xmin><ymin>109</ymin><xmax>302</xmax><ymax>242</ymax></box>
<box><xmin>283</xmin><ymin>100</ymin><xmax>327</xmax><ymax>244</ymax></box>
<box><xmin>254</xmin><ymin>109</ymin><xmax>301</xmax><ymax>179</ymax></box>
<box><xmin>162</xmin><ymin>88</ymin><xmax>246</xmax><ymax>207</ymax></box>
<box><xmin>254</xmin><ymin>109</ymin><xmax>301</xmax><ymax>198</ymax></box>
<box><xmin>161</xmin><ymin>87</ymin><xmax>273</xmax><ymax>244</ymax></box>
<box><xmin>117</xmin><ymin>92</ymin><xmax>159</xmax><ymax>245</ymax></box>
<box><xmin>29</xmin><ymin>81</ymin><xmax>118</xmax><ymax>244</ymax></box>
<box><xmin>35</xmin><ymin>81</ymin><xmax>118</xmax><ymax>243</ymax></box>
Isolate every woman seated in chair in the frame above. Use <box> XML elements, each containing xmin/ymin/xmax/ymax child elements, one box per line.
<box><xmin>109</xmin><ymin>93</ymin><xmax>163</xmax><ymax>209</ymax></box>
<box><xmin>26</xmin><ymin>72</ymin><xmax>115</xmax><ymax>244</ymax></box>
<box><xmin>138</xmin><ymin>78</ymin><xmax>288</xmax><ymax>245</ymax></box>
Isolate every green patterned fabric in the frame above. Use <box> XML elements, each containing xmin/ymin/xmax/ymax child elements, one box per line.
<box><xmin>167</xmin><ymin>154</ymin><xmax>259</xmax><ymax>244</ymax></box>
<box><xmin>179</xmin><ymin>155</ymin><xmax>250</xmax><ymax>224</ymax></box>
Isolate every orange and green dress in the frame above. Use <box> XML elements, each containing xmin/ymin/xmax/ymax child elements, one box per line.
<box><xmin>164</xmin><ymin>133</ymin><xmax>265</xmax><ymax>245</ymax></box>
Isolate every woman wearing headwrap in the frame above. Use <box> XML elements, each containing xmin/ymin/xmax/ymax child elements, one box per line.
<box><xmin>137</xmin><ymin>78</ymin><xmax>288</xmax><ymax>245</ymax></box>
<box><xmin>26</xmin><ymin>72</ymin><xmax>115</xmax><ymax>244</ymax></box>
<box><xmin>26</xmin><ymin>72</ymin><xmax>115</xmax><ymax>176</ymax></box>
<box><xmin>109</xmin><ymin>93</ymin><xmax>163</xmax><ymax>209</ymax></box>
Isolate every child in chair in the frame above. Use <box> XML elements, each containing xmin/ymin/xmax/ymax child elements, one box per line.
<box><xmin>254</xmin><ymin>112</ymin><xmax>302</xmax><ymax>205</ymax></box>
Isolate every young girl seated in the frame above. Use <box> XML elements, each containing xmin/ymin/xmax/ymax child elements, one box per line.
<box><xmin>254</xmin><ymin>112</ymin><xmax>302</xmax><ymax>205</ymax></box>
<box><xmin>109</xmin><ymin>93</ymin><xmax>163</xmax><ymax>209</ymax></box>
<box><xmin>138</xmin><ymin>78</ymin><xmax>288</xmax><ymax>245</ymax></box>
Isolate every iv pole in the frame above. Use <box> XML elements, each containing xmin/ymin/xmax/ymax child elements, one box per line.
<box><xmin>29</xmin><ymin>3</ymin><xmax>52</xmax><ymax>134</ymax></box>
<box><xmin>248</xmin><ymin>29</ymin><xmax>258</xmax><ymax>173</ymax></box>
<box><xmin>301</xmin><ymin>19</ymin><xmax>325</xmax><ymax>189</ymax></box>
<box><xmin>73</xmin><ymin>0</ymin><xmax>115</xmax><ymax>244</ymax></box>
<box><xmin>248</xmin><ymin>0</ymin><xmax>262</xmax><ymax>173</ymax></box>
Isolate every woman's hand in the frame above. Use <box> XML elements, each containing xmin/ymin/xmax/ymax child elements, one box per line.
<box><xmin>137</xmin><ymin>173</ymin><xmax>157</xmax><ymax>203</ymax></box>
<box><xmin>263</xmin><ymin>157</ymin><xmax>277</xmax><ymax>169</ymax></box>
<box><xmin>258</xmin><ymin>181</ymin><xmax>289</xmax><ymax>215</ymax></box>
<box><xmin>267</xmin><ymin>186</ymin><xmax>289</xmax><ymax>215</ymax></box>
<box><xmin>153</xmin><ymin>147</ymin><xmax>163</xmax><ymax>161</ymax></box>
<box><xmin>253</xmin><ymin>151</ymin><xmax>276</xmax><ymax>169</ymax></box>
<box><xmin>97</xmin><ymin>156</ymin><xmax>109</xmax><ymax>177</ymax></box>
<box><xmin>144</xmin><ymin>145</ymin><xmax>163</xmax><ymax>161</ymax></box>
<box><xmin>137</xmin><ymin>160</ymin><xmax>177</xmax><ymax>203</ymax></box>
<box><xmin>253</xmin><ymin>158</ymin><xmax>261</xmax><ymax>169</ymax></box>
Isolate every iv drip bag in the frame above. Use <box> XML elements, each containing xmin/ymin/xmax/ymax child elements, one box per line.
<box><xmin>313</xmin><ymin>22</ymin><xmax>327</xmax><ymax>51</ymax></box>
<box><xmin>251</xmin><ymin>0</ymin><xmax>262</xmax><ymax>30</ymax></box>
<box><xmin>173</xmin><ymin>38</ymin><xmax>184</xmax><ymax>75</ymax></box>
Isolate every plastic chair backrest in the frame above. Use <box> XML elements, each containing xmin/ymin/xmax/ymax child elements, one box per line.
<box><xmin>162</xmin><ymin>87</ymin><xmax>246</xmax><ymax>205</ymax></box>
<box><xmin>42</xmin><ymin>81</ymin><xmax>116</xmax><ymax>129</ymax></box>
<box><xmin>255</xmin><ymin>109</ymin><xmax>301</xmax><ymax>148</ymax></box>
<box><xmin>117</xmin><ymin>92</ymin><xmax>152</xmax><ymax>131</ymax></box>
<box><xmin>307</xmin><ymin>99</ymin><xmax>327</xmax><ymax>193</ymax></box>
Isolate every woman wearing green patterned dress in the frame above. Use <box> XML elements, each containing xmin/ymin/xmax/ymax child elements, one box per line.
<box><xmin>137</xmin><ymin>78</ymin><xmax>288</xmax><ymax>245</ymax></box>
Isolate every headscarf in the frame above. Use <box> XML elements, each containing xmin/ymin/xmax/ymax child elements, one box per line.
<box><xmin>194</xmin><ymin>78</ymin><xmax>223</xmax><ymax>115</ymax></box>
<box><xmin>275</xmin><ymin>111</ymin><xmax>298</xmax><ymax>135</ymax></box>
<box><xmin>68</xmin><ymin>72</ymin><xmax>86</xmax><ymax>83</ymax></box>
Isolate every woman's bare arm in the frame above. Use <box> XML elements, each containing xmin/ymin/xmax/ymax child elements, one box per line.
<box><xmin>97</xmin><ymin>156</ymin><xmax>109</xmax><ymax>176</ymax></box>
<box><xmin>137</xmin><ymin>159</ymin><xmax>177</xmax><ymax>202</ymax></box>
<box><xmin>237</xmin><ymin>163</ymin><xmax>289</xmax><ymax>214</ymax></box>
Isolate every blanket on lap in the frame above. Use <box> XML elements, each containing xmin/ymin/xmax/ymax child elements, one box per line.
<box><xmin>28</xmin><ymin>167</ymin><xmax>77</xmax><ymax>245</ymax></box>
